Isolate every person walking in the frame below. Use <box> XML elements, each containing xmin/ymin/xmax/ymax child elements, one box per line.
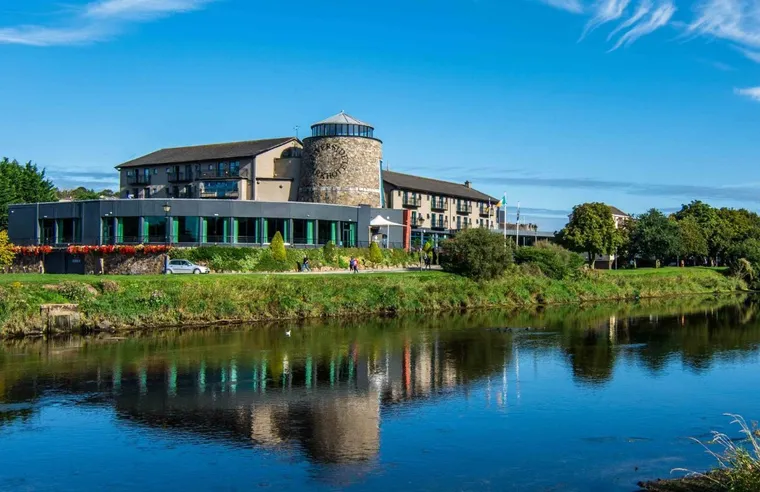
<box><xmin>302</xmin><ymin>257</ymin><xmax>311</xmax><ymax>272</ymax></box>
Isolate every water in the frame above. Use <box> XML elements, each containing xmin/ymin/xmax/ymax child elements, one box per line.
<box><xmin>2</xmin><ymin>295</ymin><xmax>760</xmax><ymax>491</ymax></box>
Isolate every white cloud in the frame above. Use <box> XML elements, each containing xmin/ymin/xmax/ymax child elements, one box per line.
<box><xmin>581</xmin><ymin>0</ymin><xmax>631</xmax><ymax>40</ymax></box>
<box><xmin>0</xmin><ymin>0</ymin><xmax>215</xmax><ymax>46</ymax></box>
<box><xmin>606</xmin><ymin>0</ymin><xmax>652</xmax><ymax>40</ymax></box>
<box><xmin>537</xmin><ymin>0</ymin><xmax>586</xmax><ymax>14</ymax></box>
<box><xmin>688</xmin><ymin>0</ymin><xmax>760</xmax><ymax>48</ymax></box>
<box><xmin>735</xmin><ymin>86</ymin><xmax>760</xmax><ymax>101</ymax></box>
<box><xmin>737</xmin><ymin>46</ymin><xmax>760</xmax><ymax>62</ymax></box>
<box><xmin>609</xmin><ymin>1</ymin><xmax>676</xmax><ymax>50</ymax></box>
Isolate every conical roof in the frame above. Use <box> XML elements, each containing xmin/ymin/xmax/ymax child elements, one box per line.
<box><xmin>312</xmin><ymin>111</ymin><xmax>372</xmax><ymax>128</ymax></box>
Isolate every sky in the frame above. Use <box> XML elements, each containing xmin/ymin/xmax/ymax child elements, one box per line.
<box><xmin>1</xmin><ymin>0</ymin><xmax>760</xmax><ymax>231</ymax></box>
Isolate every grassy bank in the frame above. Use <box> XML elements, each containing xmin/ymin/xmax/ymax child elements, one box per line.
<box><xmin>0</xmin><ymin>266</ymin><xmax>746</xmax><ymax>336</ymax></box>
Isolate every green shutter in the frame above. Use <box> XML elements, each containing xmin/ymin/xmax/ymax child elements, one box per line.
<box><xmin>306</xmin><ymin>220</ymin><xmax>314</xmax><ymax>245</ymax></box>
<box><xmin>232</xmin><ymin>219</ymin><xmax>239</xmax><ymax>244</ymax></box>
<box><xmin>116</xmin><ymin>219</ymin><xmax>124</xmax><ymax>243</ymax></box>
<box><xmin>200</xmin><ymin>218</ymin><xmax>207</xmax><ymax>243</ymax></box>
<box><xmin>330</xmin><ymin>222</ymin><xmax>337</xmax><ymax>243</ymax></box>
<box><xmin>223</xmin><ymin>218</ymin><xmax>229</xmax><ymax>244</ymax></box>
<box><xmin>142</xmin><ymin>219</ymin><xmax>149</xmax><ymax>243</ymax></box>
<box><xmin>284</xmin><ymin>220</ymin><xmax>289</xmax><ymax>243</ymax></box>
<box><xmin>172</xmin><ymin>219</ymin><xmax>179</xmax><ymax>243</ymax></box>
<box><xmin>262</xmin><ymin>219</ymin><xmax>268</xmax><ymax>243</ymax></box>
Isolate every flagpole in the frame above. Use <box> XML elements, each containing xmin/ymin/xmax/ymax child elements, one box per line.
<box><xmin>516</xmin><ymin>201</ymin><xmax>520</xmax><ymax>249</ymax></box>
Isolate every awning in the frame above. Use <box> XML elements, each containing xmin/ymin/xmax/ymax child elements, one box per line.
<box><xmin>370</xmin><ymin>215</ymin><xmax>403</xmax><ymax>227</ymax></box>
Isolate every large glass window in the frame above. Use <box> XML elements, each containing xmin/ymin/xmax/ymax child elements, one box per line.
<box><xmin>318</xmin><ymin>220</ymin><xmax>338</xmax><ymax>245</ymax></box>
<box><xmin>265</xmin><ymin>218</ymin><xmax>288</xmax><ymax>243</ymax></box>
<box><xmin>176</xmin><ymin>216</ymin><xmax>199</xmax><ymax>243</ymax></box>
<box><xmin>56</xmin><ymin>218</ymin><xmax>80</xmax><ymax>244</ymax></box>
<box><xmin>116</xmin><ymin>217</ymin><xmax>140</xmax><ymax>243</ymax></box>
<box><xmin>236</xmin><ymin>218</ymin><xmax>260</xmax><ymax>244</ymax></box>
<box><xmin>293</xmin><ymin>219</ymin><xmax>315</xmax><ymax>245</ymax></box>
<box><xmin>40</xmin><ymin>219</ymin><xmax>55</xmax><ymax>245</ymax></box>
<box><xmin>204</xmin><ymin>217</ymin><xmax>229</xmax><ymax>243</ymax></box>
<box><xmin>340</xmin><ymin>221</ymin><xmax>356</xmax><ymax>247</ymax></box>
<box><xmin>102</xmin><ymin>218</ymin><xmax>115</xmax><ymax>244</ymax></box>
<box><xmin>144</xmin><ymin>216</ymin><xmax>168</xmax><ymax>244</ymax></box>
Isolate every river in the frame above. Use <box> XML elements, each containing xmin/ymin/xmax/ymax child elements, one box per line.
<box><xmin>1</xmin><ymin>295</ymin><xmax>759</xmax><ymax>491</ymax></box>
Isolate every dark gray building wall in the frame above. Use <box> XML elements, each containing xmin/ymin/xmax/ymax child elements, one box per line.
<box><xmin>8</xmin><ymin>199</ymin><xmax>406</xmax><ymax>247</ymax></box>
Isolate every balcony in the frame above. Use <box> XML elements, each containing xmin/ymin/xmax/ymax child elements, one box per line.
<box><xmin>479</xmin><ymin>206</ymin><xmax>492</xmax><ymax>217</ymax></box>
<box><xmin>456</xmin><ymin>203</ymin><xmax>472</xmax><ymax>214</ymax></box>
<box><xmin>402</xmin><ymin>195</ymin><xmax>422</xmax><ymax>207</ymax></box>
<box><xmin>199</xmin><ymin>169</ymin><xmax>241</xmax><ymax>180</ymax></box>
<box><xmin>432</xmin><ymin>218</ymin><xmax>446</xmax><ymax>230</ymax></box>
<box><xmin>126</xmin><ymin>174</ymin><xmax>151</xmax><ymax>185</ymax></box>
<box><xmin>431</xmin><ymin>199</ymin><xmax>448</xmax><ymax>211</ymax></box>
<box><xmin>168</xmin><ymin>171</ymin><xmax>193</xmax><ymax>183</ymax></box>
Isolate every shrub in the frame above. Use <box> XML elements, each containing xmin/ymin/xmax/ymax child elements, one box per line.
<box><xmin>0</xmin><ymin>230</ymin><xmax>15</xmax><ymax>267</ymax></box>
<box><xmin>58</xmin><ymin>281</ymin><xmax>93</xmax><ymax>303</ymax></box>
<box><xmin>270</xmin><ymin>231</ymin><xmax>287</xmax><ymax>261</ymax></box>
<box><xmin>440</xmin><ymin>228</ymin><xmax>513</xmax><ymax>281</ymax></box>
<box><xmin>514</xmin><ymin>242</ymin><xmax>585</xmax><ymax>280</ymax></box>
<box><xmin>369</xmin><ymin>242</ymin><xmax>384</xmax><ymax>264</ymax></box>
<box><xmin>727</xmin><ymin>239</ymin><xmax>760</xmax><ymax>286</ymax></box>
<box><xmin>98</xmin><ymin>279</ymin><xmax>120</xmax><ymax>293</ymax></box>
<box><xmin>323</xmin><ymin>241</ymin><xmax>336</xmax><ymax>263</ymax></box>
<box><xmin>256</xmin><ymin>250</ymin><xmax>294</xmax><ymax>272</ymax></box>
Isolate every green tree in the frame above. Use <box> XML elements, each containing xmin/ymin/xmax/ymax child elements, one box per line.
<box><xmin>674</xmin><ymin>201</ymin><xmax>723</xmax><ymax>264</ymax></box>
<box><xmin>440</xmin><ymin>228</ymin><xmax>514</xmax><ymax>281</ymax></box>
<box><xmin>323</xmin><ymin>241</ymin><xmax>336</xmax><ymax>263</ymax></box>
<box><xmin>558</xmin><ymin>202</ymin><xmax>619</xmax><ymax>267</ymax></box>
<box><xmin>629</xmin><ymin>209</ymin><xmax>680</xmax><ymax>264</ymax></box>
<box><xmin>0</xmin><ymin>158</ymin><xmax>57</xmax><ymax>229</ymax></box>
<box><xmin>369</xmin><ymin>242</ymin><xmax>384</xmax><ymax>264</ymax></box>
<box><xmin>677</xmin><ymin>216</ymin><xmax>708</xmax><ymax>264</ymax></box>
<box><xmin>0</xmin><ymin>230</ymin><xmax>15</xmax><ymax>267</ymax></box>
<box><xmin>57</xmin><ymin>187</ymin><xmax>103</xmax><ymax>201</ymax></box>
<box><xmin>270</xmin><ymin>231</ymin><xmax>287</xmax><ymax>261</ymax></box>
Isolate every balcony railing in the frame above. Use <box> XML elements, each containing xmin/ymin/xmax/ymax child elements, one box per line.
<box><xmin>431</xmin><ymin>199</ymin><xmax>448</xmax><ymax>211</ymax></box>
<box><xmin>126</xmin><ymin>175</ymin><xmax>151</xmax><ymax>185</ymax></box>
<box><xmin>432</xmin><ymin>218</ymin><xmax>446</xmax><ymax>229</ymax></box>
<box><xmin>402</xmin><ymin>195</ymin><xmax>421</xmax><ymax>207</ymax></box>
<box><xmin>479</xmin><ymin>206</ymin><xmax>492</xmax><ymax>216</ymax></box>
<box><xmin>168</xmin><ymin>171</ymin><xmax>193</xmax><ymax>183</ymax></box>
<box><xmin>198</xmin><ymin>169</ymin><xmax>241</xmax><ymax>179</ymax></box>
<box><xmin>456</xmin><ymin>203</ymin><xmax>472</xmax><ymax>214</ymax></box>
<box><xmin>200</xmin><ymin>190</ymin><xmax>240</xmax><ymax>199</ymax></box>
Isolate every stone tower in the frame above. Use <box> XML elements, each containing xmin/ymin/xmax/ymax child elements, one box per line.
<box><xmin>298</xmin><ymin>111</ymin><xmax>382</xmax><ymax>207</ymax></box>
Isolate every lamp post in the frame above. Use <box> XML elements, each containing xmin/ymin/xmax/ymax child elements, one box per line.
<box><xmin>163</xmin><ymin>201</ymin><xmax>172</xmax><ymax>274</ymax></box>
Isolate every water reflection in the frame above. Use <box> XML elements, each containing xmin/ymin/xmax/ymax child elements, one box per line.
<box><xmin>1</xmin><ymin>294</ymin><xmax>760</xmax><ymax>487</ymax></box>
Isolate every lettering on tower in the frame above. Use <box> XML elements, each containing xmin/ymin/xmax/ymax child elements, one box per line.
<box><xmin>311</xmin><ymin>141</ymin><xmax>349</xmax><ymax>180</ymax></box>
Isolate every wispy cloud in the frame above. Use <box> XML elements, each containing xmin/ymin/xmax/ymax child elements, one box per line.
<box><xmin>485</xmin><ymin>174</ymin><xmax>760</xmax><ymax>203</ymax></box>
<box><xmin>734</xmin><ymin>86</ymin><xmax>760</xmax><ymax>101</ymax></box>
<box><xmin>737</xmin><ymin>46</ymin><xmax>760</xmax><ymax>62</ymax></box>
<box><xmin>687</xmin><ymin>0</ymin><xmax>760</xmax><ymax>48</ymax></box>
<box><xmin>609</xmin><ymin>1</ymin><xmax>676</xmax><ymax>50</ymax></box>
<box><xmin>0</xmin><ymin>0</ymin><xmax>216</xmax><ymax>46</ymax></box>
<box><xmin>537</xmin><ymin>0</ymin><xmax>586</xmax><ymax>14</ymax></box>
<box><xmin>580</xmin><ymin>0</ymin><xmax>631</xmax><ymax>40</ymax></box>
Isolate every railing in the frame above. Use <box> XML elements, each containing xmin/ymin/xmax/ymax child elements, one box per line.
<box><xmin>402</xmin><ymin>195</ymin><xmax>421</xmax><ymax>207</ymax></box>
<box><xmin>127</xmin><ymin>175</ymin><xmax>151</xmax><ymax>185</ymax></box>
<box><xmin>456</xmin><ymin>203</ymin><xmax>472</xmax><ymax>214</ymax></box>
<box><xmin>198</xmin><ymin>169</ymin><xmax>241</xmax><ymax>179</ymax></box>
<box><xmin>168</xmin><ymin>172</ymin><xmax>193</xmax><ymax>183</ymax></box>
<box><xmin>479</xmin><ymin>206</ymin><xmax>491</xmax><ymax>216</ymax></box>
<box><xmin>199</xmin><ymin>191</ymin><xmax>240</xmax><ymax>199</ymax></box>
<box><xmin>431</xmin><ymin>218</ymin><xmax>446</xmax><ymax>229</ymax></box>
<box><xmin>431</xmin><ymin>199</ymin><xmax>448</xmax><ymax>211</ymax></box>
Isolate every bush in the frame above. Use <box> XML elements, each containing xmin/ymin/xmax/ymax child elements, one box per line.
<box><xmin>270</xmin><ymin>231</ymin><xmax>287</xmax><ymax>261</ymax></box>
<box><xmin>0</xmin><ymin>230</ymin><xmax>15</xmax><ymax>267</ymax></box>
<box><xmin>514</xmin><ymin>242</ymin><xmax>585</xmax><ymax>280</ymax></box>
<box><xmin>440</xmin><ymin>228</ymin><xmax>513</xmax><ymax>281</ymax></box>
<box><xmin>369</xmin><ymin>242</ymin><xmax>383</xmax><ymax>264</ymax></box>
<box><xmin>256</xmin><ymin>249</ymin><xmax>294</xmax><ymax>272</ymax></box>
<box><xmin>323</xmin><ymin>241</ymin><xmax>336</xmax><ymax>264</ymax></box>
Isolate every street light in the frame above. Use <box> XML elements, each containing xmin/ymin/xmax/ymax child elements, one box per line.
<box><xmin>163</xmin><ymin>202</ymin><xmax>172</xmax><ymax>274</ymax></box>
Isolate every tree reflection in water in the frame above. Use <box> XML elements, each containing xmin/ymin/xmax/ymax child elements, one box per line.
<box><xmin>1</xmin><ymin>293</ymin><xmax>759</xmax><ymax>471</ymax></box>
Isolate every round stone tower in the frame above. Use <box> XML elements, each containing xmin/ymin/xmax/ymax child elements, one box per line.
<box><xmin>298</xmin><ymin>111</ymin><xmax>382</xmax><ymax>207</ymax></box>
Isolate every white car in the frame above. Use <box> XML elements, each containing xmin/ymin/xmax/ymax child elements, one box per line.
<box><xmin>165</xmin><ymin>259</ymin><xmax>210</xmax><ymax>275</ymax></box>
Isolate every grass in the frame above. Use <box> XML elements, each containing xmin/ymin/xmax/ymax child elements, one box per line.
<box><xmin>605</xmin><ymin>267</ymin><xmax>729</xmax><ymax>277</ymax></box>
<box><xmin>639</xmin><ymin>414</ymin><xmax>760</xmax><ymax>492</ymax></box>
<box><xmin>0</xmin><ymin>267</ymin><xmax>747</xmax><ymax>336</ymax></box>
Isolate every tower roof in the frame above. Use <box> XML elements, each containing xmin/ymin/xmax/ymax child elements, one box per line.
<box><xmin>312</xmin><ymin>111</ymin><xmax>372</xmax><ymax>128</ymax></box>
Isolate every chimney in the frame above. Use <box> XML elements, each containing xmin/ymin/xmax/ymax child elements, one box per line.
<box><xmin>464</xmin><ymin>180</ymin><xmax>471</xmax><ymax>188</ymax></box>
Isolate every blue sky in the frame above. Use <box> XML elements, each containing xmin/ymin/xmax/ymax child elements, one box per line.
<box><xmin>1</xmin><ymin>0</ymin><xmax>760</xmax><ymax>230</ymax></box>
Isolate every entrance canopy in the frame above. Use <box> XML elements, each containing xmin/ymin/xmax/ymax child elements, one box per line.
<box><xmin>370</xmin><ymin>215</ymin><xmax>403</xmax><ymax>227</ymax></box>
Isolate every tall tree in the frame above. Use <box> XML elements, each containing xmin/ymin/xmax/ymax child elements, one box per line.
<box><xmin>558</xmin><ymin>203</ymin><xmax>619</xmax><ymax>267</ymax></box>
<box><xmin>677</xmin><ymin>216</ymin><xmax>709</xmax><ymax>265</ymax></box>
<box><xmin>0</xmin><ymin>158</ymin><xmax>57</xmax><ymax>229</ymax></box>
<box><xmin>673</xmin><ymin>201</ymin><xmax>723</xmax><ymax>264</ymax></box>
<box><xmin>629</xmin><ymin>209</ymin><xmax>680</xmax><ymax>264</ymax></box>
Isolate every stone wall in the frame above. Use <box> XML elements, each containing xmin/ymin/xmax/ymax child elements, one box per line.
<box><xmin>298</xmin><ymin>136</ymin><xmax>382</xmax><ymax>207</ymax></box>
<box><xmin>2</xmin><ymin>255</ymin><xmax>43</xmax><ymax>274</ymax></box>
<box><xmin>84</xmin><ymin>254</ymin><xmax>165</xmax><ymax>275</ymax></box>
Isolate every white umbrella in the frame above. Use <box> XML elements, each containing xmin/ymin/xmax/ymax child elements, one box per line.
<box><xmin>369</xmin><ymin>215</ymin><xmax>403</xmax><ymax>248</ymax></box>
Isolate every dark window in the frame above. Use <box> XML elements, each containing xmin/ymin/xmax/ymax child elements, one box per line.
<box><xmin>177</xmin><ymin>216</ymin><xmax>199</xmax><ymax>243</ymax></box>
<box><xmin>237</xmin><ymin>218</ymin><xmax>259</xmax><ymax>244</ymax></box>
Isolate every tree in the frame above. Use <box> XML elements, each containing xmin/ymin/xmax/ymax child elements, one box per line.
<box><xmin>674</xmin><ymin>201</ymin><xmax>722</xmax><ymax>264</ymax></box>
<box><xmin>558</xmin><ymin>203</ymin><xmax>619</xmax><ymax>267</ymax></box>
<box><xmin>0</xmin><ymin>158</ymin><xmax>57</xmax><ymax>229</ymax></box>
<box><xmin>369</xmin><ymin>242</ymin><xmax>384</xmax><ymax>264</ymax></box>
<box><xmin>677</xmin><ymin>216</ymin><xmax>708</xmax><ymax>264</ymax></box>
<box><xmin>57</xmin><ymin>187</ymin><xmax>115</xmax><ymax>201</ymax></box>
<box><xmin>440</xmin><ymin>228</ymin><xmax>514</xmax><ymax>281</ymax></box>
<box><xmin>629</xmin><ymin>209</ymin><xmax>680</xmax><ymax>264</ymax></box>
<box><xmin>270</xmin><ymin>231</ymin><xmax>287</xmax><ymax>261</ymax></box>
<box><xmin>0</xmin><ymin>230</ymin><xmax>15</xmax><ymax>267</ymax></box>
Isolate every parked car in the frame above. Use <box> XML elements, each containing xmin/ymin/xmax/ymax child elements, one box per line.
<box><xmin>165</xmin><ymin>259</ymin><xmax>210</xmax><ymax>274</ymax></box>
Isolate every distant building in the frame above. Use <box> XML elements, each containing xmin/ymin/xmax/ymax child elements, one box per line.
<box><xmin>592</xmin><ymin>205</ymin><xmax>631</xmax><ymax>269</ymax></box>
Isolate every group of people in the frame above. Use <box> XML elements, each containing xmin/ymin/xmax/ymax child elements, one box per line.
<box><xmin>300</xmin><ymin>256</ymin><xmax>360</xmax><ymax>273</ymax></box>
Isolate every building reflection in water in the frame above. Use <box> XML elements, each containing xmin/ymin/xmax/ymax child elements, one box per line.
<box><xmin>3</xmin><ymin>295</ymin><xmax>760</xmax><ymax>475</ymax></box>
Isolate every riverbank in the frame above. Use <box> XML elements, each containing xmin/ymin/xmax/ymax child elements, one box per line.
<box><xmin>0</xmin><ymin>267</ymin><xmax>746</xmax><ymax>336</ymax></box>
